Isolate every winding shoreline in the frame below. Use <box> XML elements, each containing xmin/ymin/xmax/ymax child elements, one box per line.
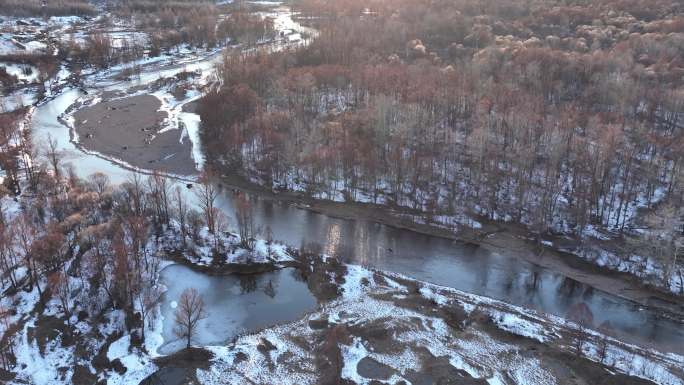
<box><xmin>70</xmin><ymin>94</ymin><xmax>198</xmax><ymax>176</ymax></box>
<box><xmin>55</xmin><ymin>110</ymin><xmax>198</xmax><ymax>182</ymax></box>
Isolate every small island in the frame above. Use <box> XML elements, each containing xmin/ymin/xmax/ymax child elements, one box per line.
<box><xmin>73</xmin><ymin>94</ymin><xmax>197</xmax><ymax>176</ymax></box>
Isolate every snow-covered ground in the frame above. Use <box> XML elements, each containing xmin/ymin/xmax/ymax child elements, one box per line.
<box><xmin>3</xmin><ymin>215</ymin><xmax>682</xmax><ymax>385</ymax></box>
<box><xmin>195</xmin><ymin>260</ymin><xmax>684</xmax><ymax>385</ymax></box>
<box><xmin>0</xmin><ymin>62</ymin><xmax>39</xmax><ymax>83</ymax></box>
<box><xmin>0</xmin><ymin>15</ymin><xmax>87</xmax><ymax>56</ymax></box>
<box><xmin>155</xmin><ymin>219</ymin><xmax>295</xmax><ymax>267</ymax></box>
<box><xmin>559</xmin><ymin>242</ymin><xmax>684</xmax><ymax>294</ymax></box>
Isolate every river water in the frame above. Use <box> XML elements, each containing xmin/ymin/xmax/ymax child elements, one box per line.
<box><xmin>27</xmin><ymin>7</ymin><xmax>684</xmax><ymax>355</ymax></box>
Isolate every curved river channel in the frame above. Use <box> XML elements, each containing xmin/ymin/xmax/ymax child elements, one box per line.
<box><xmin>28</xmin><ymin>7</ymin><xmax>684</xmax><ymax>355</ymax></box>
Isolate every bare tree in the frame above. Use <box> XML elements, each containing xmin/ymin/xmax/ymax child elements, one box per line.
<box><xmin>14</xmin><ymin>214</ymin><xmax>37</xmax><ymax>291</ymax></box>
<box><xmin>174</xmin><ymin>186</ymin><xmax>188</xmax><ymax>247</ymax></box>
<box><xmin>87</xmin><ymin>33</ymin><xmax>113</xmax><ymax>68</ymax></box>
<box><xmin>195</xmin><ymin>173</ymin><xmax>219</xmax><ymax>234</ymax></box>
<box><xmin>0</xmin><ymin>306</ymin><xmax>13</xmax><ymax>370</ymax></box>
<box><xmin>147</xmin><ymin>172</ymin><xmax>171</xmax><ymax>227</ymax></box>
<box><xmin>124</xmin><ymin>173</ymin><xmax>147</xmax><ymax>217</ymax></box>
<box><xmin>45</xmin><ymin>134</ymin><xmax>61</xmax><ymax>180</ymax></box>
<box><xmin>173</xmin><ymin>287</ymin><xmax>207</xmax><ymax>349</ymax></box>
<box><xmin>187</xmin><ymin>209</ymin><xmax>204</xmax><ymax>242</ymax></box>
<box><xmin>212</xmin><ymin>209</ymin><xmax>228</xmax><ymax>260</ymax></box>
<box><xmin>48</xmin><ymin>269</ymin><xmax>72</xmax><ymax>327</ymax></box>
<box><xmin>0</xmin><ymin>222</ymin><xmax>18</xmax><ymax>289</ymax></box>
<box><xmin>566</xmin><ymin>302</ymin><xmax>594</xmax><ymax>356</ymax></box>
<box><xmin>597</xmin><ymin>321</ymin><xmax>613</xmax><ymax>365</ymax></box>
<box><xmin>137</xmin><ymin>278</ymin><xmax>161</xmax><ymax>342</ymax></box>
<box><xmin>88</xmin><ymin>172</ymin><xmax>110</xmax><ymax>200</ymax></box>
<box><xmin>645</xmin><ymin>204</ymin><xmax>684</xmax><ymax>290</ymax></box>
<box><xmin>235</xmin><ymin>193</ymin><xmax>255</xmax><ymax>250</ymax></box>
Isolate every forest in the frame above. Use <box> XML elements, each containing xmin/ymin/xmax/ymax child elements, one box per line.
<box><xmin>198</xmin><ymin>0</ymin><xmax>684</xmax><ymax>290</ymax></box>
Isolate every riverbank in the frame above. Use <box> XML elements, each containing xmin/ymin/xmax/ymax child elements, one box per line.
<box><xmin>164</xmin><ymin>247</ymin><xmax>299</xmax><ymax>276</ymax></box>
<box><xmin>145</xmin><ymin>254</ymin><xmax>684</xmax><ymax>385</ymax></box>
<box><xmin>214</xmin><ymin>172</ymin><xmax>684</xmax><ymax>320</ymax></box>
<box><xmin>72</xmin><ymin>94</ymin><xmax>197</xmax><ymax>176</ymax></box>
<box><xmin>167</xmin><ymin>253</ymin><xmax>297</xmax><ymax>275</ymax></box>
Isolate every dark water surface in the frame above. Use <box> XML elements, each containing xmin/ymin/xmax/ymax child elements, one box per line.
<box><xmin>213</xmin><ymin>194</ymin><xmax>684</xmax><ymax>353</ymax></box>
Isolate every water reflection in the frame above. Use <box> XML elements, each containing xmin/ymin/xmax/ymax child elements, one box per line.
<box><xmin>211</xmin><ymin>195</ymin><xmax>684</xmax><ymax>354</ymax></box>
<box><xmin>159</xmin><ymin>265</ymin><xmax>316</xmax><ymax>354</ymax></box>
<box><xmin>239</xmin><ymin>275</ymin><xmax>258</xmax><ymax>294</ymax></box>
<box><xmin>325</xmin><ymin>223</ymin><xmax>341</xmax><ymax>257</ymax></box>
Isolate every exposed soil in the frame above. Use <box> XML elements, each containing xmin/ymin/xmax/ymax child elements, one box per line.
<box><xmin>154</xmin><ymin>347</ymin><xmax>214</xmax><ymax>369</ymax></box>
<box><xmin>140</xmin><ymin>348</ymin><xmax>214</xmax><ymax>385</ymax></box>
<box><xmin>72</xmin><ymin>94</ymin><xmax>197</xmax><ymax>176</ymax></box>
<box><xmin>139</xmin><ymin>367</ymin><xmax>190</xmax><ymax>385</ymax></box>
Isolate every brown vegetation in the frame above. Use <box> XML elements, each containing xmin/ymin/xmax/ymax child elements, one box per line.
<box><xmin>173</xmin><ymin>287</ymin><xmax>207</xmax><ymax>349</ymax></box>
<box><xmin>0</xmin><ymin>0</ymin><xmax>95</xmax><ymax>17</ymax></box>
<box><xmin>198</xmin><ymin>0</ymin><xmax>684</xmax><ymax>289</ymax></box>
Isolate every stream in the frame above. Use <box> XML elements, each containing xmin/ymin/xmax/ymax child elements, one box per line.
<box><xmin>26</xmin><ymin>5</ymin><xmax>684</xmax><ymax>355</ymax></box>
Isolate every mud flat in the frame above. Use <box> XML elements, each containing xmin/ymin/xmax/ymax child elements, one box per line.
<box><xmin>72</xmin><ymin>94</ymin><xmax>197</xmax><ymax>176</ymax></box>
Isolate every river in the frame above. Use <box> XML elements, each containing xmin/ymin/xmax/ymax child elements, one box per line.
<box><xmin>27</xmin><ymin>5</ymin><xmax>684</xmax><ymax>355</ymax></box>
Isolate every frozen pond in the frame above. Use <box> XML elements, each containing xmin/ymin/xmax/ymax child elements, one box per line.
<box><xmin>158</xmin><ymin>264</ymin><xmax>317</xmax><ymax>354</ymax></box>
